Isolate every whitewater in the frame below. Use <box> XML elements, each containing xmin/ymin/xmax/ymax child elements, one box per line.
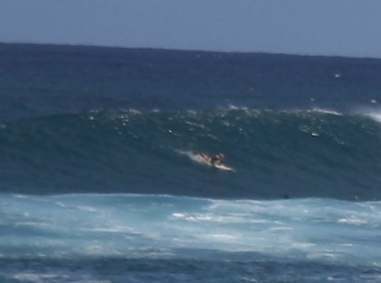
<box><xmin>1</xmin><ymin>43</ymin><xmax>381</xmax><ymax>282</ymax></box>
<box><xmin>1</xmin><ymin>194</ymin><xmax>381</xmax><ymax>282</ymax></box>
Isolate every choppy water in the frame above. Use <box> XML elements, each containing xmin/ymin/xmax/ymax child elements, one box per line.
<box><xmin>1</xmin><ymin>43</ymin><xmax>381</xmax><ymax>282</ymax></box>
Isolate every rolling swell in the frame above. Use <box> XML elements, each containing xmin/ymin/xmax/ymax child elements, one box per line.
<box><xmin>1</xmin><ymin>108</ymin><xmax>381</xmax><ymax>200</ymax></box>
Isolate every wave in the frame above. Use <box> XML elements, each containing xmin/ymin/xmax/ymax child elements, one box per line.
<box><xmin>1</xmin><ymin>193</ymin><xmax>380</xmax><ymax>264</ymax></box>
<box><xmin>0</xmin><ymin>108</ymin><xmax>381</xmax><ymax>200</ymax></box>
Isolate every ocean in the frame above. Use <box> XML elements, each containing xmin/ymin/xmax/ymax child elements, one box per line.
<box><xmin>0</xmin><ymin>43</ymin><xmax>381</xmax><ymax>282</ymax></box>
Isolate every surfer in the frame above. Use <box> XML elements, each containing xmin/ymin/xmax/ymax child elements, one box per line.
<box><xmin>194</xmin><ymin>152</ymin><xmax>233</xmax><ymax>171</ymax></box>
<box><xmin>198</xmin><ymin>153</ymin><xmax>225</xmax><ymax>166</ymax></box>
<box><xmin>210</xmin><ymin>153</ymin><xmax>225</xmax><ymax>165</ymax></box>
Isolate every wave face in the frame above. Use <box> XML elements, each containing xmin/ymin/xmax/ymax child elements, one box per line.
<box><xmin>2</xmin><ymin>43</ymin><xmax>381</xmax><ymax>282</ymax></box>
<box><xmin>1</xmin><ymin>109</ymin><xmax>381</xmax><ymax>200</ymax></box>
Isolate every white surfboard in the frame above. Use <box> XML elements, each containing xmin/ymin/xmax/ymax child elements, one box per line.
<box><xmin>213</xmin><ymin>163</ymin><xmax>235</xmax><ymax>171</ymax></box>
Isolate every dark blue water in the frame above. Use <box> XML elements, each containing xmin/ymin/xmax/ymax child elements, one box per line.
<box><xmin>1</xmin><ymin>43</ymin><xmax>381</xmax><ymax>282</ymax></box>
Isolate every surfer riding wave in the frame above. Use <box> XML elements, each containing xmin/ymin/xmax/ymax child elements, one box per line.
<box><xmin>176</xmin><ymin>150</ymin><xmax>234</xmax><ymax>171</ymax></box>
<box><xmin>197</xmin><ymin>153</ymin><xmax>225</xmax><ymax>166</ymax></box>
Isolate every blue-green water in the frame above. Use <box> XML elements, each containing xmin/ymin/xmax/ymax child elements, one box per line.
<box><xmin>1</xmin><ymin>43</ymin><xmax>381</xmax><ymax>282</ymax></box>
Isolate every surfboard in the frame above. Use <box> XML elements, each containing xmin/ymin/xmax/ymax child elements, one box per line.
<box><xmin>214</xmin><ymin>164</ymin><xmax>235</xmax><ymax>171</ymax></box>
